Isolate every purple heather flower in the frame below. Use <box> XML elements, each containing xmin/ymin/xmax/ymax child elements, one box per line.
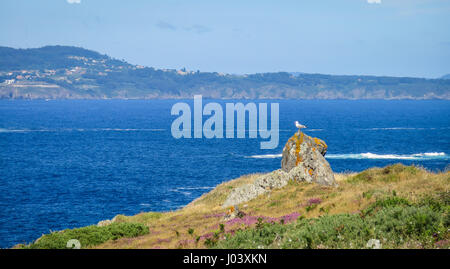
<box><xmin>306</xmin><ymin>198</ymin><xmax>322</xmax><ymax>206</ymax></box>
<box><xmin>204</xmin><ymin>212</ymin><xmax>226</xmax><ymax>218</ymax></box>
<box><xmin>155</xmin><ymin>238</ymin><xmax>171</xmax><ymax>244</ymax></box>
<box><xmin>281</xmin><ymin>212</ymin><xmax>301</xmax><ymax>223</ymax></box>
<box><xmin>178</xmin><ymin>239</ymin><xmax>195</xmax><ymax>246</ymax></box>
<box><xmin>199</xmin><ymin>232</ymin><xmax>214</xmax><ymax>240</ymax></box>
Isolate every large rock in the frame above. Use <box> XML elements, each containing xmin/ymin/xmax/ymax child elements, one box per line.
<box><xmin>281</xmin><ymin>131</ymin><xmax>336</xmax><ymax>186</ymax></box>
<box><xmin>222</xmin><ymin>130</ymin><xmax>336</xmax><ymax>208</ymax></box>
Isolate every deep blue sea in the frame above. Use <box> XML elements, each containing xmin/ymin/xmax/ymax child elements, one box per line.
<box><xmin>0</xmin><ymin>99</ymin><xmax>449</xmax><ymax>248</ymax></box>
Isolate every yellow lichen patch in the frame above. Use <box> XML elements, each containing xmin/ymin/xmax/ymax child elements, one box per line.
<box><xmin>228</xmin><ymin>206</ymin><xmax>235</xmax><ymax>214</ymax></box>
<box><xmin>308</xmin><ymin>169</ymin><xmax>313</xmax><ymax>176</ymax></box>
<box><xmin>313</xmin><ymin>137</ymin><xmax>328</xmax><ymax>149</ymax></box>
<box><xmin>295</xmin><ymin>132</ymin><xmax>304</xmax><ymax>165</ymax></box>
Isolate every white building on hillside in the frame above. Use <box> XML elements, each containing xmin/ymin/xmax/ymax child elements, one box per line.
<box><xmin>4</xmin><ymin>79</ymin><xmax>15</xmax><ymax>85</ymax></box>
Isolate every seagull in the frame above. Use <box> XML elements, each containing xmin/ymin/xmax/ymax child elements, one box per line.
<box><xmin>295</xmin><ymin>121</ymin><xmax>307</xmax><ymax>129</ymax></box>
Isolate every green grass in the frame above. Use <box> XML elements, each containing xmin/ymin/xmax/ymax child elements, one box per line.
<box><xmin>213</xmin><ymin>193</ymin><xmax>449</xmax><ymax>249</ymax></box>
<box><xmin>362</xmin><ymin>196</ymin><xmax>411</xmax><ymax>216</ymax></box>
<box><xmin>20</xmin><ymin>223</ymin><xmax>149</xmax><ymax>249</ymax></box>
<box><xmin>115</xmin><ymin>212</ymin><xmax>163</xmax><ymax>224</ymax></box>
<box><xmin>347</xmin><ymin>164</ymin><xmax>422</xmax><ymax>184</ymax></box>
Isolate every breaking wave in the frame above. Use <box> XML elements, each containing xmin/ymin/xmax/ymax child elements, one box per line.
<box><xmin>169</xmin><ymin>186</ymin><xmax>215</xmax><ymax>196</ymax></box>
<box><xmin>0</xmin><ymin>128</ymin><xmax>165</xmax><ymax>133</ymax></box>
<box><xmin>326</xmin><ymin>152</ymin><xmax>448</xmax><ymax>160</ymax></box>
<box><xmin>247</xmin><ymin>154</ymin><xmax>282</xmax><ymax>159</ymax></box>
<box><xmin>360</xmin><ymin>127</ymin><xmax>450</xmax><ymax>131</ymax></box>
<box><xmin>247</xmin><ymin>152</ymin><xmax>448</xmax><ymax>160</ymax></box>
<box><xmin>172</xmin><ymin>186</ymin><xmax>214</xmax><ymax>190</ymax></box>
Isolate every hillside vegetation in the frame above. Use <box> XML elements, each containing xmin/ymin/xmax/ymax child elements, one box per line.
<box><xmin>17</xmin><ymin>164</ymin><xmax>449</xmax><ymax>249</ymax></box>
<box><xmin>1</xmin><ymin>46</ymin><xmax>450</xmax><ymax>99</ymax></box>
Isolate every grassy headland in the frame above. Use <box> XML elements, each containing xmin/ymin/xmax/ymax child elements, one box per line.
<box><xmin>17</xmin><ymin>164</ymin><xmax>449</xmax><ymax>249</ymax></box>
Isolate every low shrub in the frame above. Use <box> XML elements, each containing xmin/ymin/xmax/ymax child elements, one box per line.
<box><xmin>282</xmin><ymin>214</ymin><xmax>369</xmax><ymax>249</ymax></box>
<box><xmin>362</xmin><ymin>196</ymin><xmax>411</xmax><ymax>216</ymax></box>
<box><xmin>369</xmin><ymin>206</ymin><xmax>444</xmax><ymax>244</ymax></box>
<box><xmin>214</xmin><ymin>194</ymin><xmax>448</xmax><ymax>249</ymax></box>
<box><xmin>213</xmin><ymin>222</ymin><xmax>287</xmax><ymax>249</ymax></box>
<box><xmin>23</xmin><ymin>223</ymin><xmax>149</xmax><ymax>249</ymax></box>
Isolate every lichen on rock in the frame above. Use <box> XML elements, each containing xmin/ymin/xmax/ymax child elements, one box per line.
<box><xmin>222</xmin><ymin>130</ymin><xmax>336</xmax><ymax>208</ymax></box>
<box><xmin>222</xmin><ymin>169</ymin><xmax>288</xmax><ymax>208</ymax></box>
<box><xmin>282</xmin><ymin>130</ymin><xmax>335</xmax><ymax>186</ymax></box>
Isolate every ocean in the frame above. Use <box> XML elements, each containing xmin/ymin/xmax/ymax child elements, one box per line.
<box><xmin>0</xmin><ymin>99</ymin><xmax>449</xmax><ymax>248</ymax></box>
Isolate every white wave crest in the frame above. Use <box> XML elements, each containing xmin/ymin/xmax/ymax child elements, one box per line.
<box><xmin>89</xmin><ymin>128</ymin><xmax>165</xmax><ymax>132</ymax></box>
<box><xmin>0</xmin><ymin>128</ymin><xmax>165</xmax><ymax>133</ymax></box>
<box><xmin>173</xmin><ymin>186</ymin><xmax>214</xmax><ymax>190</ymax></box>
<box><xmin>414</xmin><ymin>152</ymin><xmax>446</xmax><ymax>157</ymax></box>
<box><xmin>361</xmin><ymin>127</ymin><xmax>449</xmax><ymax>131</ymax></box>
<box><xmin>247</xmin><ymin>152</ymin><xmax>448</xmax><ymax>160</ymax></box>
<box><xmin>169</xmin><ymin>186</ymin><xmax>214</xmax><ymax>196</ymax></box>
<box><xmin>247</xmin><ymin>154</ymin><xmax>282</xmax><ymax>159</ymax></box>
<box><xmin>0</xmin><ymin>128</ymin><xmax>27</xmax><ymax>133</ymax></box>
<box><xmin>326</xmin><ymin>152</ymin><xmax>448</xmax><ymax>160</ymax></box>
<box><xmin>0</xmin><ymin>128</ymin><xmax>53</xmax><ymax>133</ymax></box>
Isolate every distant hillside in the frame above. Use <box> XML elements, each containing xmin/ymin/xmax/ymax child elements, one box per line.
<box><xmin>1</xmin><ymin>46</ymin><xmax>450</xmax><ymax>99</ymax></box>
<box><xmin>0</xmin><ymin>46</ymin><xmax>102</xmax><ymax>71</ymax></box>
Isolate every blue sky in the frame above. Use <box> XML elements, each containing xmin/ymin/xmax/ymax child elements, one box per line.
<box><xmin>1</xmin><ymin>0</ymin><xmax>449</xmax><ymax>78</ymax></box>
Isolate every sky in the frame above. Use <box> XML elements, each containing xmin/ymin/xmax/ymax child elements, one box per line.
<box><xmin>1</xmin><ymin>0</ymin><xmax>449</xmax><ymax>78</ymax></box>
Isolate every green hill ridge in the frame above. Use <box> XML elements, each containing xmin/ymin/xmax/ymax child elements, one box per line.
<box><xmin>1</xmin><ymin>46</ymin><xmax>450</xmax><ymax>99</ymax></box>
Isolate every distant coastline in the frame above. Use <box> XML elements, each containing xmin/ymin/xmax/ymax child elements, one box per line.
<box><xmin>2</xmin><ymin>95</ymin><xmax>450</xmax><ymax>100</ymax></box>
<box><xmin>1</xmin><ymin>46</ymin><xmax>449</xmax><ymax>100</ymax></box>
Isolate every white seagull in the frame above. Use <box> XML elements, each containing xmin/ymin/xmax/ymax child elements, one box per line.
<box><xmin>295</xmin><ymin>121</ymin><xmax>307</xmax><ymax>129</ymax></box>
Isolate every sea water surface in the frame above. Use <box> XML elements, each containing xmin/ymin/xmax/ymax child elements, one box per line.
<box><xmin>0</xmin><ymin>100</ymin><xmax>449</xmax><ymax>247</ymax></box>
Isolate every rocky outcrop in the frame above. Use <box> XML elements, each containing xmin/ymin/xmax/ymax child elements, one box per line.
<box><xmin>97</xmin><ymin>219</ymin><xmax>113</xmax><ymax>227</ymax></box>
<box><xmin>222</xmin><ymin>130</ymin><xmax>336</xmax><ymax>208</ymax></box>
<box><xmin>281</xmin><ymin>131</ymin><xmax>336</xmax><ymax>186</ymax></box>
<box><xmin>96</xmin><ymin>215</ymin><xmax>119</xmax><ymax>227</ymax></box>
<box><xmin>222</xmin><ymin>169</ymin><xmax>289</xmax><ymax>208</ymax></box>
